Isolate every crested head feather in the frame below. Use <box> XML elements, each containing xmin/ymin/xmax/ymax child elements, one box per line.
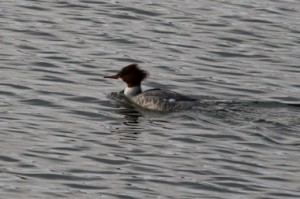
<box><xmin>119</xmin><ymin>64</ymin><xmax>148</xmax><ymax>80</ymax></box>
<box><xmin>117</xmin><ymin>64</ymin><xmax>148</xmax><ymax>87</ymax></box>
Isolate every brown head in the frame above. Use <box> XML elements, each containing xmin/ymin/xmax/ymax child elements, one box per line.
<box><xmin>104</xmin><ymin>64</ymin><xmax>148</xmax><ymax>87</ymax></box>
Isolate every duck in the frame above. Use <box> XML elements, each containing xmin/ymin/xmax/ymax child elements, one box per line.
<box><xmin>104</xmin><ymin>64</ymin><xmax>198</xmax><ymax>111</ymax></box>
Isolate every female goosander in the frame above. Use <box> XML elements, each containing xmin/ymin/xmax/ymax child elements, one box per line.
<box><xmin>104</xmin><ymin>64</ymin><xmax>198</xmax><ymax>112</ymax></box>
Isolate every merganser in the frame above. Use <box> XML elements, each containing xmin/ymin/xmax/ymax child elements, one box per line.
<box><xmin>104</xmin><ymin>64</ymin><xmax>198</xmax><ymax>112</ymax></box>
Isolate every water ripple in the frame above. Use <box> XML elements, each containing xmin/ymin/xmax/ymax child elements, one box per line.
<box><xmin>0</xmin><ymin>0</ymin><xmax>300</xmax><ymax>198</ymax></box>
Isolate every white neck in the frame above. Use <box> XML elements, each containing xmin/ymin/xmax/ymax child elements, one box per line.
<box><xmin>124</xmin><ymin>86</ymin><xmax>141</xmax><ymax>97</ymax></box>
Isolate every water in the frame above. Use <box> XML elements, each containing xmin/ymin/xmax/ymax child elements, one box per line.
<box><xmin>0</xmin><ymin>0</ymin><xmax>300</xmax><ymax>198</ymax></box>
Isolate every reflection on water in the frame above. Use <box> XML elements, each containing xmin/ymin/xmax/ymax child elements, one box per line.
<box><xmin>1</xmin><ymin>0</ymin><xmax>300</xmax><ymax>198</ymax></box>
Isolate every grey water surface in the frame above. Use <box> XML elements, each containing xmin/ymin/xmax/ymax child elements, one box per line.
<box><xmin>1</xmin><ymin>0</ymin><xmax>300</xmax><ymax>199</ymax></box>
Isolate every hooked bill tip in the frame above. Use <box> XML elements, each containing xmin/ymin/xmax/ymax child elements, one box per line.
<box><xmin>104</xmin><ymin>75</ymin><xmax>118</xmax><ymax>79</ymax></box>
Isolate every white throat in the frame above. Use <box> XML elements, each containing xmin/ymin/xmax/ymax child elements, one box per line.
<box><xmin>124</xmin><ymin>86</ymin><xmax>141</xmax><ymax>97</ymax></box>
